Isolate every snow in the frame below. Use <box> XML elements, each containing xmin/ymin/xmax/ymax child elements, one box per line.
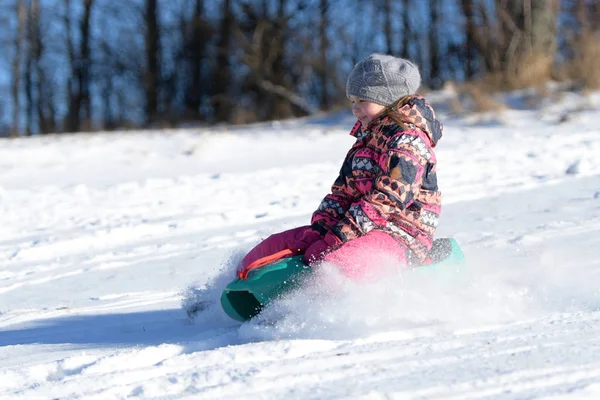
<box><xmin>1</xmin><ymin>92</ymin><xmax>600</xmax><ymax>399</ymax></box>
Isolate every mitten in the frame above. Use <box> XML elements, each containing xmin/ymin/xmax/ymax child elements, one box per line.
<box><xmin>303</xmin><ymin>231</ymin><xmax>343</xmax><ymax>265</ymax></box>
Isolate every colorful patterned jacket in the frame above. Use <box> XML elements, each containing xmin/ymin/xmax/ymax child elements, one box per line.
<box><xmin>311</xmin><ymin>95</ymin><xmax>443</xmax><ymax>264</ymax></box>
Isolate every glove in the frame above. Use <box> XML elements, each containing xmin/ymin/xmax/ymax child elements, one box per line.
<box><xmin>293</xmin><ymin>226</ymin><xmax>323</xmax><ymax>253</ymax></box>
<box><xmin>303</xmin><ymin>231</ymin><xmax>343</xmax><ymax>265</ymax></box>
<box><xmin>239</xmin><ymin>225</ymin><xmax>322</xmax><ymax>274</ymax></box>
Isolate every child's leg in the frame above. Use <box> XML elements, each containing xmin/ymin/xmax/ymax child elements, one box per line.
<box><xmin>239</xmin><ymin>225</ymin><xmax>321</xmax><ymax>274</ymax></box>
<box><xmin>323</xmin><ymin>230</ymin><xmax>409</xmax><ymax>279</ymax></box>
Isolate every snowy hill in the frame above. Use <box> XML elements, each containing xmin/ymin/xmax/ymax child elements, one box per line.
<box><xmin>1</xmin><ymin>92</ymin><xmax>600</xmax><ymax>399</ymax></box>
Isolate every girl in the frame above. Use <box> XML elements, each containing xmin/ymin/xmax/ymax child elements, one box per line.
<box><xmin>238</xmin><ymin>54</ymin><xmax>443</xmax><ymax>279</ymax></box>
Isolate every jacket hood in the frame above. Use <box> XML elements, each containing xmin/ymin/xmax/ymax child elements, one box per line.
<box><xmin>351</xmin><ymin>95</ymin><xmax>443</xmax><ymax>147</ymax></box>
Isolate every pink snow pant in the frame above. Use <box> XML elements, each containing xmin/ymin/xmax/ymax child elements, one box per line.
<box><xmin>239</xmin><ymin>226</ymin><xmax>410</xmax><ymax>281</ymax></box>
<box><xmin>323</xmin><ymin>230</ymin><xmax>409</xmax><ymax>279</ymax></box>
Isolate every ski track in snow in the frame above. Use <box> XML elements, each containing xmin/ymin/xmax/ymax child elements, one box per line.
<box><xmin>1</xmin><ymin>100</ymin><xmax>600</xmax><ymax>398</ymax></box>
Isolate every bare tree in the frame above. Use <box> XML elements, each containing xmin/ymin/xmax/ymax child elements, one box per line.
<box><xmin>237</xmin><ymin>0</ymin><xmax>314</xmax><ymax>122</ymax></box>
<box><xmin>79</xmin><ymin>0</ymin><xmax>94</xmax><ymax>129</ymax></box>
<box><xmin>593</xmin><ymin>0</ymin><xmax>600</xmax><ymax>32</ymax></box>
<box><xmin>183</xmin><ymin>0</ymin><xmax>210</xmax><ymax>118</ymax></box>
<box><xmin>467</xmin><ymin>0</ymin><xmax>558</xmax><ymax>85</ymax></box>
<box><xmin>24</xmin><ymin>1</ymin><xmax>36</xmax><ymax>135</ymax></box>
<box><xmin>96</xmin><ymin>13</ymin><xmax>115</xmax><ymax>130</ymax></box>
<box><xmin>29</xmin><ymin>0</ymin><xmax>54</xmax><ymax>134</ymax></box>
<box><xmin>461</xmin><ymin>0</ymin><xmax>477</xmax><ymax>79</ymax></box>
<box><xmin>271</xmin><ymin>0</ymin><xmax>292</xmax><ymax>119</ymax></box>
<box><xmin>64</xmin><ymin>0</ymin><xmax>74</xmax><ymax>131</ymax></box>
<box><xmin>401</xmin><ymin>0</ymin><xmax>411</xmax><ymax>60</ymax></box>
<box><xmin>318</xmin><ymin>0</ymin><xmax>330</xmax><ymax>110</ymax></box>
<box><xmin>429</xmin><ymin>0</ymin><xmax>441</xmax><ymax>88</ymax></box>
<box><xmin>11</xmin><ymin>0</ymin><xmax>27</xmax><ymax>137</ymax></box>
<box><xmin>528</xmin><ymin>0</ymin><xmax>559</xmax><ymax>57</ymax></box>
<box><xmin>570</xmin><ymin>0</ymin><xmax>600</xmax><ymax>34</ymax></box>
<box><xmin>383</xmin><ymin>0</ymin><xmax>393</xmax><ymax>55</ymax></box>
<box><xmin>213</xmin><ymin>0</ymin><xmax>233</xmax><ymax>122</ymax></box>
<box><xmin>144</xmin><ymin>0</ymin><xmax>161</xmax><ymax>125</ymax></box>
<box><xmin>64</xmin><ymin>0</ymin><xmax>95</xmax><ymax>133</ymax></box>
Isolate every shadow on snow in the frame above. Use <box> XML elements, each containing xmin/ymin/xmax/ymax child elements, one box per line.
<box><xmin>0</xmin><ymin>308</ymin><xmax>248</xmax><ymax>353</ymax></box>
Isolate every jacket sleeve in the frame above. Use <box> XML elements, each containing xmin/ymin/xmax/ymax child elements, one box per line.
<box><xmin>331</xmin><ymin>132</ymin><xmax>431</xmax><ymax>242</ymax></box>
<box><xmin>310</xmin><ymin>150</ymin><xmax>355</xmax><ymax>236</ymax></box>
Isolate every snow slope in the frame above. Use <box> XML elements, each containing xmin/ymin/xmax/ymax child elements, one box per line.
<box><xmin>1</xmin><ymin>92</ymin><xmax>600</xmax><ymax>399</ymax></box>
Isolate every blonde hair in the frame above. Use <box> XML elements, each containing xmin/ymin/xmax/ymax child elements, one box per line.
<box><xmin>384</xmin><ymin>95</ymin><xmax>413</xmax><ymax>131</ymax></box>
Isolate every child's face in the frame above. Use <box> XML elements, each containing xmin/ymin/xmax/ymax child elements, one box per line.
<box><xmin>350</xmin><ymin>95</ymin><xmax>386</xmax><ymax>127</ymax></box>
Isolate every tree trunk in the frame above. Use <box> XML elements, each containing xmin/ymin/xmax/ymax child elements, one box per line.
<box><xmin>64</xmin><ymin>0</ymin><xmax>76</xmax><ymax>132</ymax></box>
<box><xmin>98</xmin><ymin>17</ymin><xmax>114</xmax><ymax>130</ymax></box>
<box><xmin>532</xmin><ymin>0</ymin><xmax>559</xmax><ymax>55</ymax></box>
<box><xmin>401</xmin><ymin>0</ymin><xmax>411</xmax><ymax>60</ymax></box>
<box><xmin>29</xmin><ymin>0</ymin><xmax>51</xmax><ymax>134</ymax></box>
<box><xmin>272</xmin><ymin>0</ymin><xmax>291</xmax><ymax>119</ymax></box>
<box><xmin>472</xmin><ymin>0</ymin><xmax>558</xmax><ymax>77</ymax></box>
<box><xmin>63</xmin><ymin>0</ymin><xmax>94</xmax><ymax>133</ymax></box>
<box><xmin>145</xmin><ymin>0</ymin><xmax>161</xmax><ymax>125</ymax></box>
<box><xmin>24</xmin><ymin>54</ymin><xmax>33</xmax><ymax>135</ymax></box>
<box><xmin>79</xmin><ymin>0</ymin><xmax>94</xmax><ymax>130</ymax></box>
<box><xmin>574</xmin><ymin>0</ymin><xmax>588</xmax><ymax>32</ymax></box>
<box><xmin>461</xmin><ymin>0</ymin><xmax>477</xmax><ymax>79</ymax></box>
<box><xmin>383</xmin><ymin>0</ymin><xmax>393</xmax><ymax>55</ymax></box>
<box><xmin>501</xmin><ymin>0</ymin><xmax>558</xmax><ymax>63</ymax></box>
<box><xmin>24</xmin><ymin>3</ymin><xmax>34</xmax><ymax>136</ymax></box>
<box><xmin>429</xmin><ymin>0</ymin><xmax>441</xmax><ymax>88</ymax></box>
<box><xmin>184</xmin><ymin>0</ymin><xmax>207</xmax><ymax>117</ymax></box>
<box><xmin>11</xmin><ymin>0</ymin><xmax>27</xmax><ymax>137</ymax></box>
<box><xmin>319</xmin><ymin>0</ymin><xmax>329</xmax><ymax>110</ymax></box>
<box><xmin>213</xmin><ymin>0</ymin><xmax>232</xmax><ymax>122</ymax></box>
<box><xmin>593</xmin><ymin>0</ymin><xmax>600</xmax><ymax>31</ymax></box>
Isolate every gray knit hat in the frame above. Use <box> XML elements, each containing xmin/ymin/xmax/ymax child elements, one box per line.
<box><xmin>346</xmin><ymin>54</ymin><xmax>421</xmax><ymax>106</ymax></box>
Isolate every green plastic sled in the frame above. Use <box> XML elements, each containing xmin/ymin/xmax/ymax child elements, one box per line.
<box><xmin>221</xmin><ymin>238</ymin><xmax>465</xmax><ymax>322</ymax></box>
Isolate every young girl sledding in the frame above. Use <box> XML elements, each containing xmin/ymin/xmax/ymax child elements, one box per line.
<box><xmin>238</xmin><ymin>54</ymin><xmax>443</xmax><ymax>279</ymax></box>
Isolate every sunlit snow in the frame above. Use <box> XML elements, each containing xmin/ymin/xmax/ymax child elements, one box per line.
<box><xmin>1</xmin><ymin>90</ymin><xmax>600</xmax><ymax>399</ymax></box>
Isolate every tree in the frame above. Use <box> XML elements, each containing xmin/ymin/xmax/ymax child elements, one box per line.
<box><xmin>237</xmin><ymin>0</ymin><xmax>313</xmax><ymax>122</ymax></box>
<box><xmin>144</xmin><ymin>0</ymin><xmax>161</xmax><ymax>125</ymax></box>
<box><xmin>65</xmin><ymin>0</ymin><xmax>95</xmax><ymax>133</ymax></box>
<box><xmin>461</xmin><ymin>0</ymin><xmax>477</xmax><ymax>79</ymax></box>
<box><xmin>383</xmin><ymin>0</ymin><xmax>393</xmax><ymax>56</ymax></box>
<box><xmin>96</xmin><ymin>13</ymin><xmax>115</xmax><ymax>130</ymax></box>
<box><xmin>492</xmin><ymin>0</ymin><xmax>557</xmax><ymax>70</ymax></box>
<box><xmin>183</xmin><ymin>0</ymin><xmax>211</xmax><ymax>119</ymax></box>
<box><xmin>429</xmin><ymin>0</ymin><xmax>441</xmax><ymax>88</ymax></box>
<box><xmin>401</xmin><ymin>0</ymin><xmax>411</xmax><ymax>60</ymax></box>
<box><xmin>523</xmin><ymin>0</ymin><xmax>559</xmax><ymax>57</ymax></box>
<box><xmin>212</xmin><ymin>0</ymin><xmax>233</xmax><ymax>122</ymax></box>
<box><xmin>11</xmin><ymin>0</ymin><xmax>26</xmax><ymax>137</ymax></box>
<box><xmin>318</xmin><ymin>0</ymin><xmax>330</xmax><ymax>110</ymax></box>
<box><xmin>79</xmin><ymin>0</ymin><xmax>94</xmax><ymax>129</ymax></box>
<box><xmin>29</xmin><ymin>0</ymin><xmax>56</xmax><ymax>134</ymax></box>
<box><xmin>270</xmin><ymin>0</ymin><xmax>292</xmax><ymax>119</ymax></box>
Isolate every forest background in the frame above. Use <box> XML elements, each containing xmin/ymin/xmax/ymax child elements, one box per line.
<box><xmin>1</xmin><ymin>0</ymin><xmax>599</xmax><ymax>137</ymax></box>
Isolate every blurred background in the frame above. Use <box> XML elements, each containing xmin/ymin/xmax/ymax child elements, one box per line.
<box><xmin>0</xmin><ymin>0</ymin><xmax>598</xmax><ymax>137</ymax></box>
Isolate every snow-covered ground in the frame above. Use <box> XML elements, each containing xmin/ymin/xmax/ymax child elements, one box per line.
<box><xmin>1</xmin><ymin>90</ymin><xmax>600</xmax><ymax>399</ymax></box>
